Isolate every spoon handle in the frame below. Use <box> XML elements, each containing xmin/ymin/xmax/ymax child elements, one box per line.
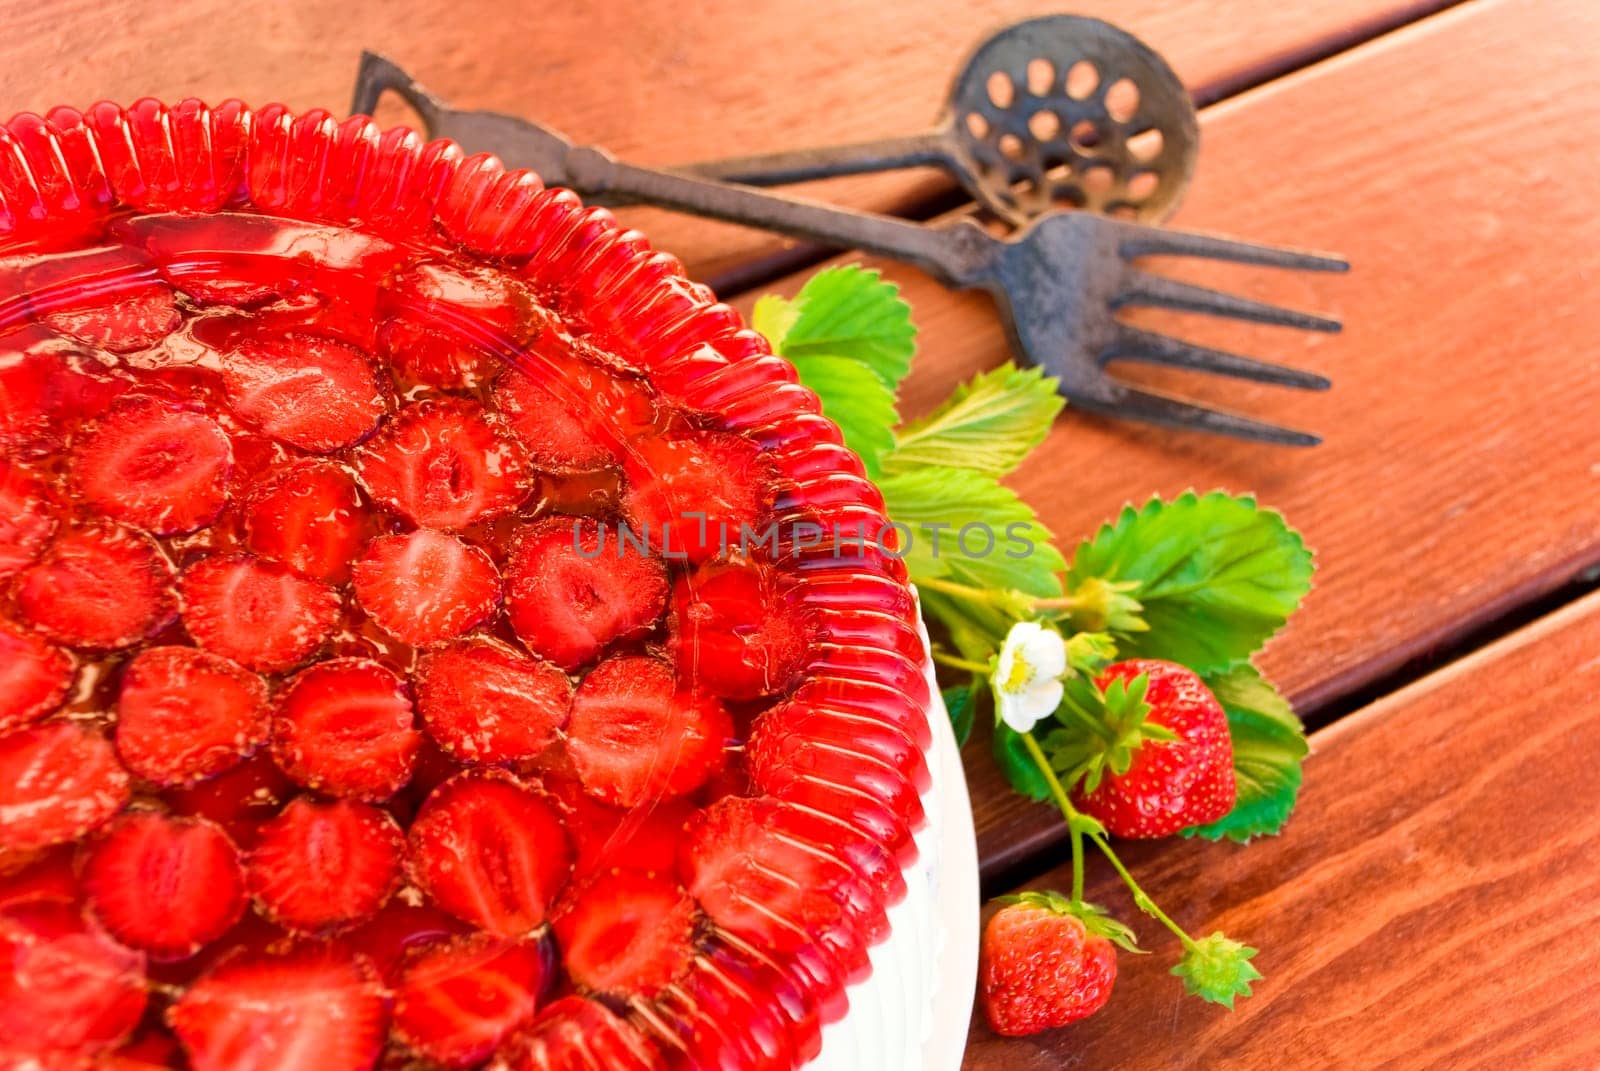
<box><xmin>567</xmin><ymin>147</ymin><xmax>995</xmax><ymax>288</ymax></box>
<box><xmin>676</xmin><ymin>130</ymin><xmax>951</xmax><ymax>187</ymax></box>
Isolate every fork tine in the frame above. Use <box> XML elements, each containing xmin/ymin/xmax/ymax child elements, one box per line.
<box><xmin>1112</xmin><ymin>326</ymin><xmax>1331</xmax><ymax>390</ymax></box>
<box><xmin>1117</xmin><ymin>269</ymin><xmax>1343</xmax><ymax>332</ymax></box>
<box><xmin>1119</xmin><ymin>228</ymin><xmax>1350</xmax><ymax>272</ymax></box>
<box><xmin>1079</xmin><ymin>386</ymin><xmax>1322</xmax><ymax>446</ymax></box>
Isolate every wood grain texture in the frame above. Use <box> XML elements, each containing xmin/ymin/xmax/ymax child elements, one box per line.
<box><xmin>963</xmin><ymin>586</ymin><xmax>1600</xmax><ymax>1071</ymax></box>
<box><xmin>0</xmin><ymin>0</ymin><xmax>1448</xmax><ymax>284</ymax></box>
<box><xmin>737</xmin><ymin>0</ymin><xmax>1600</xmax><ymax>876</ymax></box>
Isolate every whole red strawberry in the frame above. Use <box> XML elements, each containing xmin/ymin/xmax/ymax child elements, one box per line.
<box><xmin>1068</xmin><ymin>659</ymin><xmax>1235</xmax><ymax>838</ymax></box>
<box><xmin>980</xmin><ymin>892</ymin><xmax>1119</xmax><ymax>1037</ymax></box>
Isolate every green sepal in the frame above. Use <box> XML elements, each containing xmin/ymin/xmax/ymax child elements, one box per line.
<box><xmin>1043</xmin><ymin>672</ymin><xmax>1162</xmax><ymax>793</ymax></box>
<box><xmin>1063</xmin><ymin>630</ymin><xmax>1118</xmax><ymax>676</ymax></box>
<box><xmin>1171</xmin><ymin>933</ymin><xmax>1263</xmax><ymax>1008</ymax></box>
<box><xmin>991</xmin><ymin>892</ymin><xmax>1144</xmax><ymax>954</ymax></box>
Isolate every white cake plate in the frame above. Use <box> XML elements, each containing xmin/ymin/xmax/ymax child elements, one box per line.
<box><xmin>808</xmin><ymin>606</ymin><xmax>980</xmax><ymax>1071</ymax></box>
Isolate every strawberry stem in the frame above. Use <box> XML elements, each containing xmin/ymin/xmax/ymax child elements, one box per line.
<box><xmin>931</xmin><ymin>651</ymin><xmax>993</xmax><ymax>674</ymax></box>
<box><xmin>1020</xmin><ymin>729</ymin><xmax>1195</xmax><ymax>950</ymax></box>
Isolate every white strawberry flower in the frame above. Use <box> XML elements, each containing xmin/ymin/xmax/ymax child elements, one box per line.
<box><xmin>992</xmin><ymin>621</ymin><xmax>1068</xmax><ymax>734</ymax></box>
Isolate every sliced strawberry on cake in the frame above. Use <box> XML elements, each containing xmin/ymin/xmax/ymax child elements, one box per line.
<box><xmin>406</xmin><ymin>771</ymin><xmax>572</xmax><ymax>936</ymax></box>
<box><xmin>0</xmin><ymin>722</ymin><xmax>130</xmax><ymax>855</ymax></box>
<box><xmin>69</xmin><ymin>395</ymin><xmax>234</xmax><ymax>535</ymax></box>
<box><xmin>239</xmin><ymin>459</ymin><xmax>369</xmax><ymax>584</ymax></box>
<box><xmin>168</xmin><ymin>949</ymin><xmax>388</xmax><ymax>1071</ymax></box>
<box><xmin>0</xmin><ymin>900</ymin><xmax>148</xmax><ymax>1056</ymax></box>
<box><xmin>553</xmin><ymin>869</ymin><xmax>697</xmax><ymax>999</ymax></box>
<box><xmin>270</xmin><ymin>659</ymin><xmax>420</xmax><ymax>801</ymax></box>
<box><xmin>80</xmin><ymin>812</ymin><xmax>248</xmax><ymax>959</ymax></box>
<box><xmin>219</xmin><ymin>331</ymin><xmax>390</xmax><ymax>453</ymax></box>
<box><xmin>493</xmin><ymin>339</ymin><xmax>659</xmax><ymax>472</ymax></box>
<box><xmin>567</xmin><ymin>655</ymin><xmax>731</xmax><ymax>807</ymax></box>
<box><xmin>504</xmin><ymin>517</ymin><xmax>668</xmax><ymax>671</ymax></box>
<box><xmin>354</xmin><ymin>398</ymin><xmax>530</xmax><ymax>529</ymax></box>
<box><xmin>179</xmin><ymin>555</ymin><xmax>342</xmax><ymax>672</ymax></box>
<box><xmin>14</xmin><ymin>524</ymin><xmax>177</xmax><ymax>650</ymax></box>
<box><xmin>392</xmin><ymin>933</ymin><xmax>549</xmax><ymax>1067</ymax></box>
<box><xmin>669</xmin><ymin>555</ymin><xmax>812</xmax><ymax>699</ymax></box>
<box><xmin>24</xmin><ymin>246</ymin><xmax>181</xmax><ymax>353</ymax></box>
<box><xmin>492</xmin><ymin>997</ymin><xmax>663</xmax><ymax>1071</ymax></box>
<box><xmin>0</xmin><ymin>458</ymin><xmax>56</xmax><ymax>577</ymax></box>
<box><xmin>414</xmin><ymin>638</ymin><xmax>572</xmax><ymax>765</ymax></box>
<box><xmin>378</xmin><ymin>261</ymin><xmax>536</xmax><ymax>390</ymax></box>
<box><xmin>621</xmin><ymin>429</ymin><xmax>780</xmax><ymax>563</ymax></box>
<box><xmin>245</xmin><ymin>796</ymin><xmax>404</xmax><ymax>933</ymax></box>
<box><xmin>114</xmin><ymin>646</ymin><xmax>270</xmax><ymax>787</ymax></box>
<box><xmin>352</xmin><ymin>529</ymin><xmax>501</xmax><ymax>647</ymax></box>
<box><xmin>0</xmin><ymin>623</ymin><xmax>74</xmax><ymax>732</ymax></box>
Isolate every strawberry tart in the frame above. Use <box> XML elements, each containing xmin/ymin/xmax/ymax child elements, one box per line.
<box><xmin>0</xmin><ymin>100</ymin><xmax>945</xmax><ymax>1069</ymax></box>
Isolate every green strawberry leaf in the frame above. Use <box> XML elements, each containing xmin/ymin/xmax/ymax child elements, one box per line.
<box><xmin>883</xmin><ymin>363</ymin><xmax>1064</xmax><ymax>478</ymax></box>
<box><xmin>1185</xmin><ymin>665</ymin><xmax>1308</xmax><ymax>843</ymax></box>
<box><xmin>878</xmin><ymin>467</ymin><xmax>1066</xmax><ymax>599</ymax></box>
<box><xmin>785</xmin><ymin>354</ymin><xmax>898</xmax><ymax>477</ymax></box>
<box><xmin>992</xmin><ymin>724</ymin><xmax>1051</xmax><ymax>803</ymax></box>
<box><xmin>770</xmin><ymin>265</ymin><xmax>916</xmax><ymax>390</ymax></box>
<box><xmin>1171</xmin><ymin>932</ymin><xmax>1263</xmax><ymax>1008</ymax></box>
<box><xmin>943</xmin><ymin>683</ymin><xmax>978</xmax><ymax>747</ymax></box>
<box><xmin>750</xmin><ymin>293</ymin><xmax>802</xmax><ymax>348</ymax></box>
<box><xmin>1066</xmin><ymin>491</ymin><xmax>1314</xmax><ymax>675</ymax></box>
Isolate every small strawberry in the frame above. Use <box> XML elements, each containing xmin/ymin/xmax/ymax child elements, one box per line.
<box><xmin>14</xmin><ymin>524</ymin><xmax>177</xmax><ymax>650</ymax></box>
<box><xmin>668</xmin><ymin>556</ymin><xmax>810</xmax><ymax>700</ymax></box>
<box><xmin>406</xmin><ymin>771</ymin><xmax>572</xmax><ymax>936</ymax></box>
<box><xmin>245</xmin><ymin>796</ymin><xmax>404</xmax><ymax>933</ymax></box>
<box><xmin>80</xmin><ymin>812</ymin><xmax>247</xmax><ymax>960</ymax></box>
<box><xmin>179</xmin><ymin>555</ymin><xmax>341</xmax><ymax>672</ymax></box>
<box><xmin>568</xmin><ymin>656</ymin><xmax>731</xmax><ymax>807</ymax></box>
<box><xmin>25</xmin><ymin>247</ymin><xmax>180</xmax><ymax>353</ymax></box>
<box><xmin>0</xmin><ymin>622</ymin><xmax>73</xmax><ymax>732</ymax></box>
<box><xmin>491</xmin><ymin>996</ymin><xmax>663</xmax><ymax>1071</ymax></box>
<box><xmin>270</xmin><ymin>659</ymin><xmax>420</xmax><ymax>801</ymax></box>
<box><xmin>392</xmin><ymin>933</ymin><xmax>548</xmax><ymax>1067</ymax></box>
<box><xmin>680</xmin><ymin>796</ymin><xmax>875</xmax><ymax>980</ymax></box>
<box><xmin>414</xmin><ymin>638</ymin><xmax>572</xmax><ymax>765</ymax></box>
<box><xmin>114</xmin><ymin>646</ymin><xmax>270</xmax><ymax>787</ymax></box>
<box><xmin>169</xmin><ymin>949</ymin><xmax>387</xmax><ymax>1071</ymax></box>
<box><xmin>492</xmin><ymin>344</ymin><xmax>658</xmax><ymax>472</ymax></box>
<box><xmin>70</xmin><ymin>396</ymin><xmax>234</xmax><ymax>535</ymax></box>
<box><xmin>0</xmin><ymin>900</ymin><xmax>148</xmax><ymax>1056</ymax></box>
<box><xmin>351</xmin><ymin>529</ymin><xmax>501</xmax><ymax>647</ymax></box>
<box><xmin>979</xmin><ymin>892</ymin><xmax>1123</xmax><ymax>1037</ymax></box>
<box><xmin>354</xmin><ymin>398</ymin><xmax>530</xmax><ymax>529</ymax></box>
<box><xmin>239</xmin><ymin>459</ymin><xmax>368</xmax><ymax>583</ymax></box>
<box><xmin>504</xmin><ymin>517</ymin><xmax>669</xmax><ymax>672</ymax></box>
<box><xmin>219</xmin><ymin>331</ymin><xmax>390</xmax><ymax>453</ymax></box>
<box><xmin>621</xmin><ymin>429</ymin><xmax>779</xmax><ymax>563</ymax></box>
<box><xmin>0</xmin><ymin>458</ymin><xmax>57</xmax><ymax>577</ymax></box>
<box><xmin>1067</xmin><ymin>660</ymin><xmax>1237</xmax><ymax>838</ymax></box>
<box><xmin>553</xmin><ymin>869</ymin><xmax>696</xmax><ymax>998</ymax></box>
<box><xmin>378</xmin><ymin>261</ymin><xmax>534</xmax><ymax>390</ymax></box>
<box><xmin>0</xmin><ymin>723</ymin><xmax>130</xmax><ymax>853</ymax></box>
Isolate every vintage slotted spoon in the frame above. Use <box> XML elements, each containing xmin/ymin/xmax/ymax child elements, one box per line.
<box><xmin>352</xmin><ymin>53</ymin><xmax>1346</xmax><ymax>445</ymax></box>
<box><xmin>676</xmin><ymin>14</ymin><xmax>1199</xmax><ymax>226</ymax></box>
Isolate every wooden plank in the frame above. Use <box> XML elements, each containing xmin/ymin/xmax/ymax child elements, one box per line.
<box><xmin>736</xmin><ymin>0</ymin><xmax>1600</xmax><ymax>875</ymax></box>
<box><xmin>962</xmin><ymin>586</ymin><xmax>1600</xmax><ymax>1070</ymax></box>
<box><xmin>0</xmin><ymin>0</ymin><xmax>1451</xmax><ymax>283</ymax></box>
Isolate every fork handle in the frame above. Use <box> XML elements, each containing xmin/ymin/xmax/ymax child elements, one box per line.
<box><xmin>567</xmin><ymin>146</ymin><xmax>994</xmax><ymax>287</ymax></box>
<box><xmin>676</xmin><ymin>130</ymin><xmax>951</xmax><ymax>187</ymax></box>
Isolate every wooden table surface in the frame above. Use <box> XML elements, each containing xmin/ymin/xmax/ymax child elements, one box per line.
<box><xmin>7</xmin><ymin>0</ymin><xmax>1597</xmax><ymax>1066</ymax></box>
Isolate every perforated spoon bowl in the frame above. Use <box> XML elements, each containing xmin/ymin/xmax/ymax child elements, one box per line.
<box><xmin>678</xmin><ymin>14</ymin><xmax>1199</xmax><ymax>225</ymax></box>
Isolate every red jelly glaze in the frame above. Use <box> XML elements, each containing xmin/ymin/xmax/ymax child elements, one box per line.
<box><xmin>0</xmin><ymin>98</ymin><xmax>935</xmax><ymax>1071</ymax></box>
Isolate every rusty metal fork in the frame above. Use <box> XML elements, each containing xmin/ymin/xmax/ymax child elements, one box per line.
<box><xmin>353</xmin><ymin>52</ymin><xmax>1348</xmax><ymax>446</ymax></box>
